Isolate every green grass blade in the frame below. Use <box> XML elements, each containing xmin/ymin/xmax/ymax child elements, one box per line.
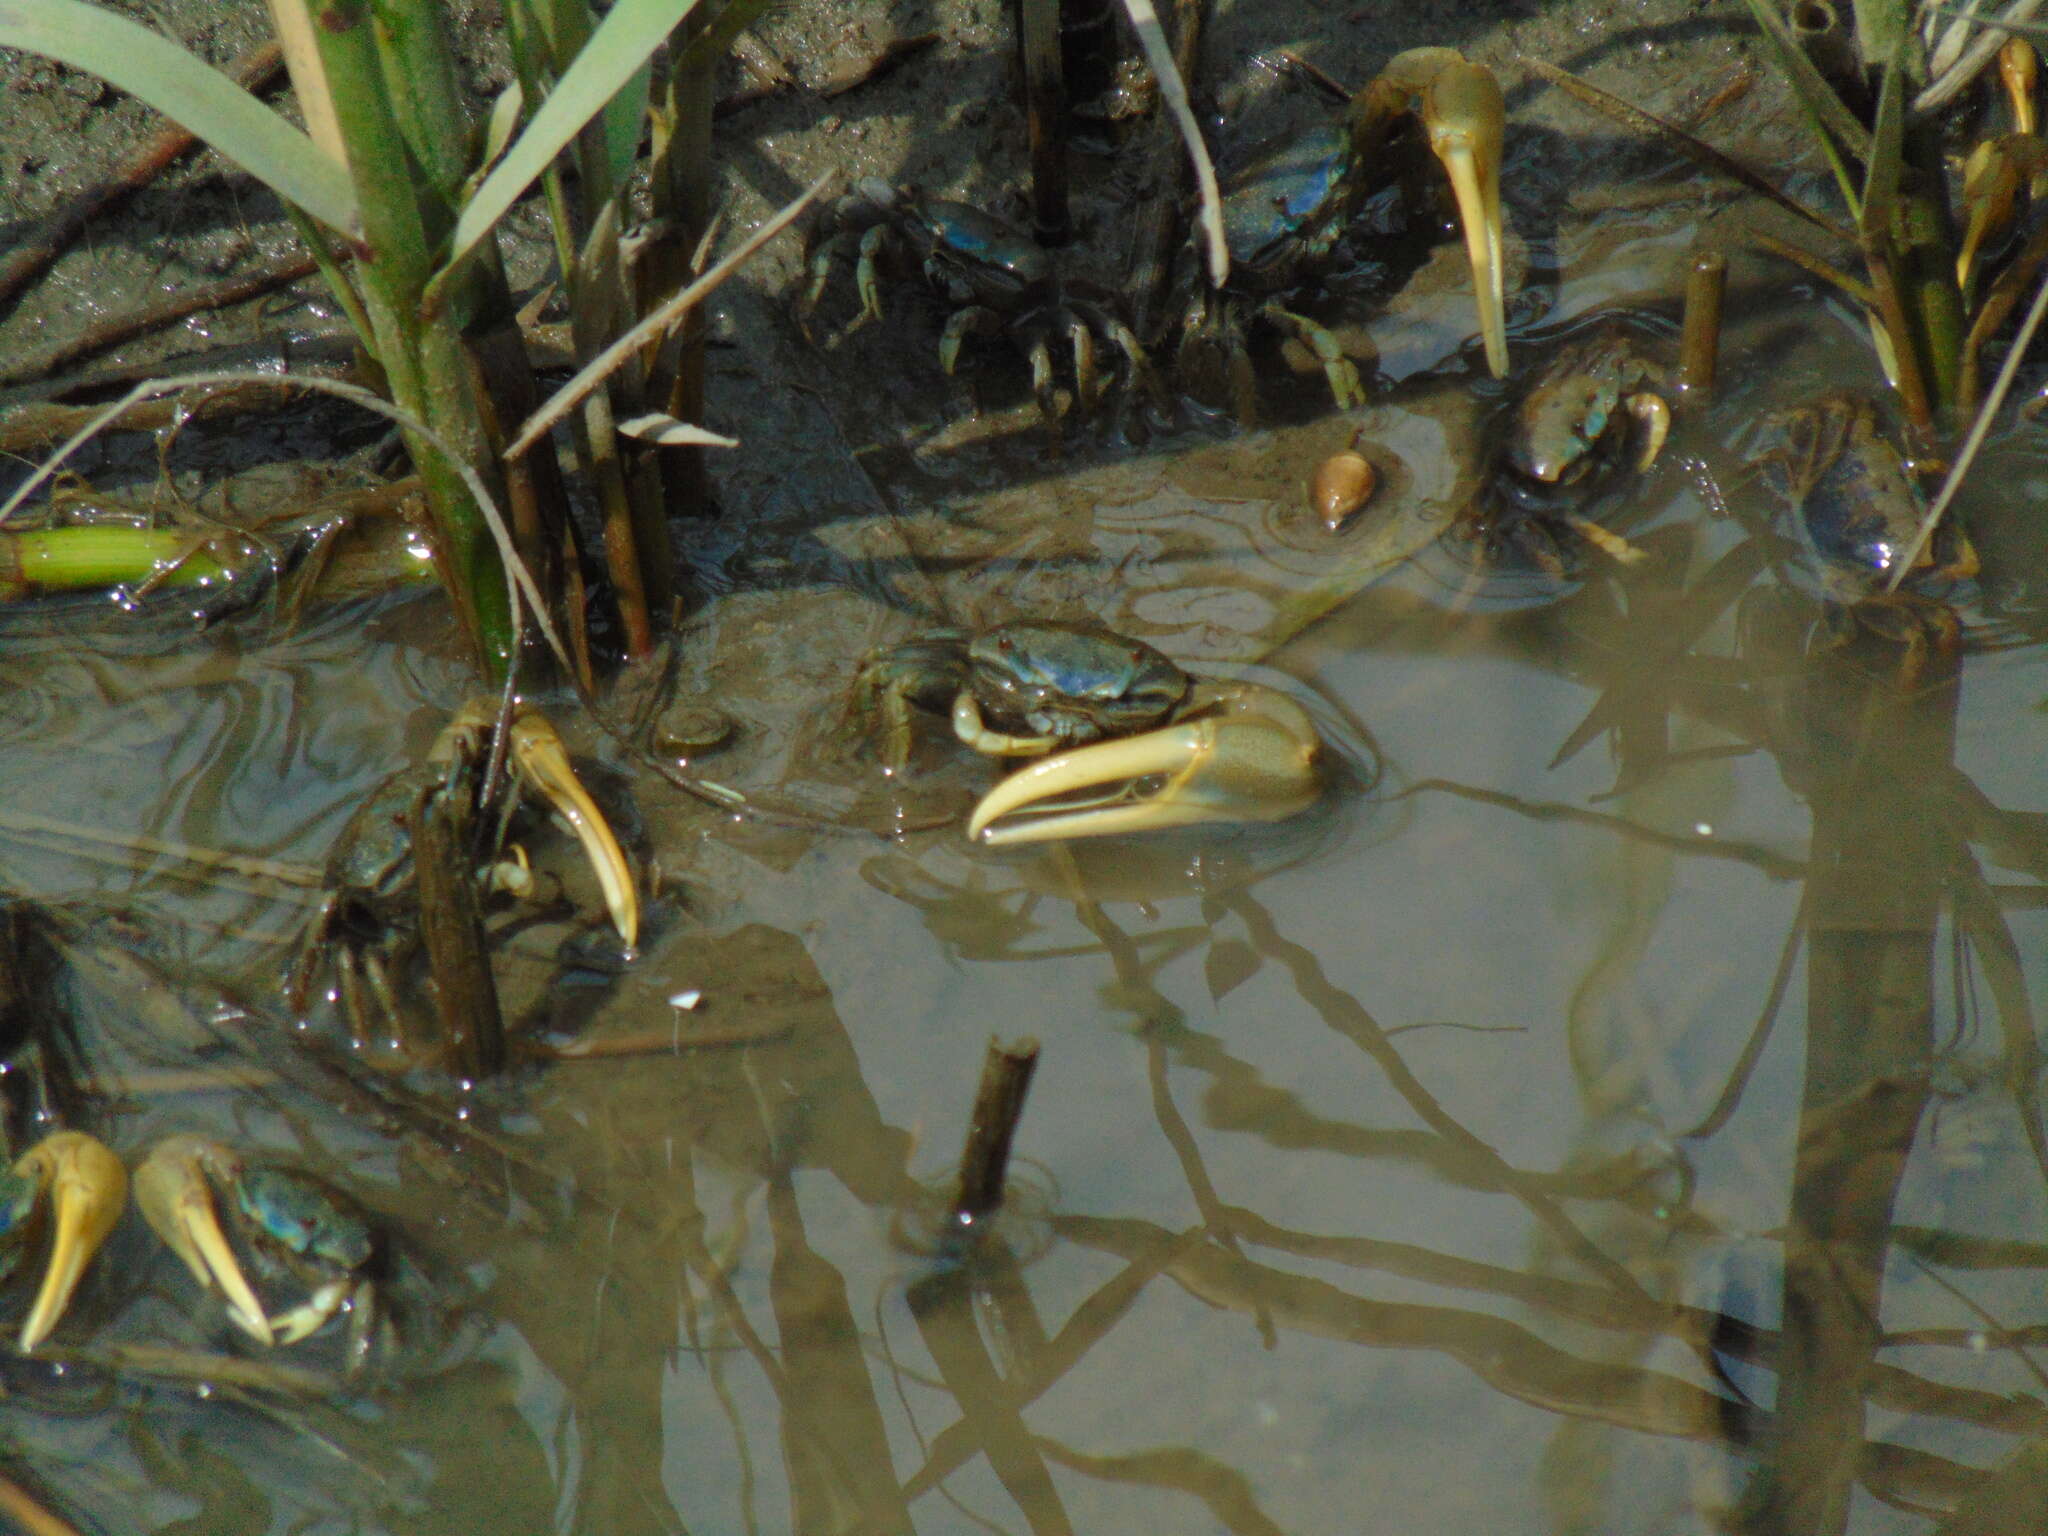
<box><xmin>1859</xmin><ymin>39</ymin><xmax>1906</xmax><ymax>237</ymax></box>
<box><xmin>0</xmin><ymin>0</ymin><xmax>357</xmax><ymax>233</ymax></box>
<box><xmin>1740</xmin><ymin>0</ymin><xmax>1870</xmax><ymax>218</ymax></box>
<box><xmin>436</xmin><ymin>0</ymin><xmax>703</xmax><ymax>290</ymax></box>
<box><xmin>602</xmin><ymin>61</ymin><xmax>652</xmax><ymax>188</ymax></box>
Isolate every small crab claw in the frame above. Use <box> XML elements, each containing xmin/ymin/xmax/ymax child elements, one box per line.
<box><xmin>966</xmin><ymin>684</ymin><xmax>1323</xmax><ymax>845</ymax></box>
<box><xmin>1369</xmin><ymin>49</ymin><xmax>1508</xmax><ymax>380</ymax></box>
<box><xmin>134</xmin><ymin>1136</ymin><xmax>273</xmax><ymax>1347</ymax></box>
<box><xmin>1627</xmin><ymin>392</ymin><xmax>1671</xmax><ymax>472</ymax></box>
<box><xmin>507</xmin><ymin>709</ymin><xmax>639</xmax><ymax>950</ymax></box>
<box><xmin>13</xmin><ymin>1132</ymin><xmax>127</xmax><ymax>1352</ymax></box>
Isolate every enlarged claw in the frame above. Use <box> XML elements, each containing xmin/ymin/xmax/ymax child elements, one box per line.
<box><xmin>966</xmin><ymin>683</ymin><xmax>1323</xmax><ymax>845</ymax></box>
<box><xmin>1364</xmin><ymin>48</ymin><xmax>1507</xmax><ymax>379</ymax></box>
<box><xmin>4</xmin><ymin>1131</ymin><xmax>127</xmax><ymax>1352</ymax></box>
<box><xmin>134</xmin><ymin>1135</ymin><xmax>273</xmax><ymax>1345</ymax></box>
<box><xmin>135</xmin><ymin>1137</ymin><xmax>377</xmax><ymax>1353</ymax></box>
<box><xmin>505</xmin><ymin>708</ymin><xmax>639</xmax><ymax>950</ymax></box>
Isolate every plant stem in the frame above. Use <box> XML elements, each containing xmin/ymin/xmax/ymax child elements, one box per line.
<box><xmin>0</xmin><ymin>527</ymin><xmax>230</xmax><ymax>599</ymax></box>
<box><xmin>306</xmin><ymin>0</ymin><xmax>515</xmax><ymax>677</ymax></box>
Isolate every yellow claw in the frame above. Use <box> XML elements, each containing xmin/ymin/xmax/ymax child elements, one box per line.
<box><xmin>14</xmin><ymin>1131</ymin><xmax>126</xmax><ymax>1352</ymax></box>
<box><xmin>1956</xmin><ymin>135</ymin><xmax>2047</xmax><ymax>301</ymax></box>
<box><xmin>1363</xmin><ymin>49</ymin><xmax>1507</xmax><ymax>379</ymax></box>
<box><xmin>966</xmin><ymin>684</ymin><xmax>1323</xmax><ymax>845</ymax></box>
<box><xmin>133</xmin><ymin>1135</ymin><xmax>273</xmax><ymax>1347</ymax></box>
<box><xmin>2001</xmin><ymin>36</ymin><xmax>2038</xmax><ymax>138</ymax></box>
<box><xmin>506</xmin><ymin>708</ymin><xmax>640</xmax><ymax>951</ymax></box>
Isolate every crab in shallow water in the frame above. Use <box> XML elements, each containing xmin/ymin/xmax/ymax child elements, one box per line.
<box><xmin>847</xmin><ymin>620</ymin><xmax>1323</xmax><ymax>842</ymax></box>
<box><xmin>1178</xmin><ymin>46</ymin><xmax>1509</xmax><ymax>422</ymax></box>
<box><xmin>799</xmin><ymin>179</ymin><xmax>1162</xmax><ymax>422</ymax></box>
<box><xmin>1460</xmin><ymin>325</ymin><xmax>1672</xmax><ymax>573</ymax></box>
<box><xmin>1746</xmin><ymin>390</ymin><xmax>1977</xmax><ymax>675</ymax></box>
<box><xmin>135</xmin><ymin>1135</ymin><xmax>387</xmax><ymax>1370</ymax></box>
<box><xmin>286</xmin><ymin>698</ymin><xmax>637</xmax><ymax>1049</ymax></box>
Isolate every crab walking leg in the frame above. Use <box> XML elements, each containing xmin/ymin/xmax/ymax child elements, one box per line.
<box><xmin>133</xmin><ymin>1136</ymin><xmax>274</xmax><ymax>1346</ymax></box>
<box><xmin>952</xmin><ymin>692</ymin><xmax>1062</xmax><ymax>757</ymax></box>
<box><xmin>507</xmin><ymin>711</ymin><xmax>640</xmax><ymax>950</ymax></box>
<box><xmin>13</xmin><ymin>1132</ymin><xmax>126</xmax><ymax>1352</ymax></box>
<box><xmin>1261</xmin><ymin>303</ymin><xmax>1366</xmax><ymax>410</ymax></box>
<box><xmin>967</xmin><ymin>685</ymin><xmax>1324</xmax><ymax>844</ymax></box>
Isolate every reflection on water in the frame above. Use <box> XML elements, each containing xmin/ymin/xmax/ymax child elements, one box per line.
<box><xmin>5</xmin><ymin>304</ymin><xmax>2048</xmax><ymax>1536</ymax></box>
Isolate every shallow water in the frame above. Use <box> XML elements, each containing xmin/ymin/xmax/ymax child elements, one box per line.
<box><xmin>6</xmin><ymin>36</ymin><xmax>2048</xmax><ymax>1536</ymax></box>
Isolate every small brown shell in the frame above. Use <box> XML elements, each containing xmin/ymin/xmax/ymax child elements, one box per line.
<box><xmin>1309</xmin><ymin>450</ymin><xmax>1377</xmax><ymax>532</ymax></box>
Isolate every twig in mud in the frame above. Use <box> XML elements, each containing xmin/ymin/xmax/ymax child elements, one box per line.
<box><xmin>0</xmin><ymin>41</ymin><xmax>285</xmax><ymax>316</ymax></box>
<box><xmin>545</xmin><ymin>1018</ymin><xmax>795</xmax><ymax>1057</ymax></box>
<box><xmin>951</xmin><ymin>1035</ymin><xmax>1041</xmax><ymax>1233</ymax></box>
<box><xmin>0</xmin><ymin>252</ymin><xmax>320</xmax><ymax>388</ymax></box>
<box><xmin>815</xmin><ymin>31</ymin><xmax>941</xmax><ymax>99</ymax></box>
<box><xmin>0</xmin><ymin>808</ymin><xmax>323</xmax><ymax>888</ymax></box>
<box><xmin>1679</xmin><ymin>247</ymin><xmax>1726</xmax><ymax>395</ymax></box>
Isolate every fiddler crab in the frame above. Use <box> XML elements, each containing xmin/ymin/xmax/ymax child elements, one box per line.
<box><xmin>0</xmin><ymin>1132</ymin><xmax>391</xmax><ymax>1365</ymax></box>
<box><xmin>135</xmin><ymin>1136</ymin><xmax>388</xmax><ymax>1370</ymax></box>
<box><xmin>1746</xmin><ymin>390</ymin><xmax>1977</xmax><ymax>674</ymax></box>
<box><xmin>287</xmin><ymin>697</ymin><xmax>638</xmax><ymax>1048</ymax></box>
<box><xmin>1461</xmin><ymin>325</ymin><xmax>1671</xmax><ymax>573</ymax></box>
<box><xmin>0</xmin><ymin>1127</ymin><xmax>391</xmax><ymax>1367</ymax></box>
<box><xmin>847</xmin><ymin>620</ymin><xmax>1323</xmax><ymax>843</ymax></box>
<box><xmin>799</xmin><ymin>178</ymin><xmax>1164</xmax><ymax>423</ymax></box>
<box><xmin>1180</xmin><ymin>46</ymin><xmax>1509</xmax><ymax>421</ymax></box>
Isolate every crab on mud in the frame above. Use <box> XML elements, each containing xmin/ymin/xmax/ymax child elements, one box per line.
<box><xmin>286</xmin><ymin>698</ymin><xmax>638</xmax><ymax>1048</ymax></box>
<box><xmin>1461</xmin><ymin>326</ymin><xmax>1672</xmax><ymax>574</ymax></box>
<box><xmin>798</xmin><ymin>179</ymin><xmax>1163</xmax><ymax>422</ymax></box>
<box><xmin>1746</xmin><ymin>390</ymin><xmax>1977</xmax><ymax>675</ymax></box>
<box><xmin>1178</xmin><ymin>46</ymin><xmax>1509</xmax><ymax>422</ymax></box>
<box><xmin>135</xmin><ymin>1136</ymin><xmax>387</xmax><ymax>1369</ymax></box>
<box><xmin>847</xmin><ymin>620</ymin><xmax>1323</xmax><ymax>843</ymax></box>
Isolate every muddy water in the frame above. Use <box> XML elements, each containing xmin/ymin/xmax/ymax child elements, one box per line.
<box><xmin>5</xmin><ymin>23</ymin><xmax>2048</xmax><ymax>1536</ymax></box>
<box><xmin>5</xmin><ymin>260</ymin><xmax>2047</xmax><ymax>1536</ymax></box>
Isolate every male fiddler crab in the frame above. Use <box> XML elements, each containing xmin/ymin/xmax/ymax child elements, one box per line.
<box><xmin>847</xmin><ymin>620</ymin><xmax>1323</xmax><ymax>843</ymax></box>
<box><xmin>1179</xmin><ymin>46</ymin><xmax>1509</xmax><ymax>421</ymax></box>
<box><xmin>286</xmin><ymin>697</ymin><xmax>637</xmax><ymax>1052</ymax></box>
<box><xmin>135</xmin><ymin>1136</ymin><xmax>392</xmax><ymax>1371</ymax></box>
<box><xmin>1459</xmin><ymin>325</ymin><xmax>1672</xmax><ymax>574</ymax></box>
<box><xmin>799</xmin><ymin>178</ymin><xmax>1163</xmax><ymax>423</ymax></box>
<box><xmin>1745</xmin><ymin>390</ymin><xmax>1977</xmax><ymax>677</ymax></box>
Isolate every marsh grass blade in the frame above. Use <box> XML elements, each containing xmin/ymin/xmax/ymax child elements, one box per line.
<box><xmin>0</xmin><ymin>0</ymin><xmax>357</xmax><ymax>230</ymax></box>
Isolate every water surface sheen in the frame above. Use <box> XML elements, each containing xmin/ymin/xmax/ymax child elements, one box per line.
<box><xmin>6</xmin><ymin>169</ymin><xmax>2048</xmax><ymax>1536</ymax></box>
